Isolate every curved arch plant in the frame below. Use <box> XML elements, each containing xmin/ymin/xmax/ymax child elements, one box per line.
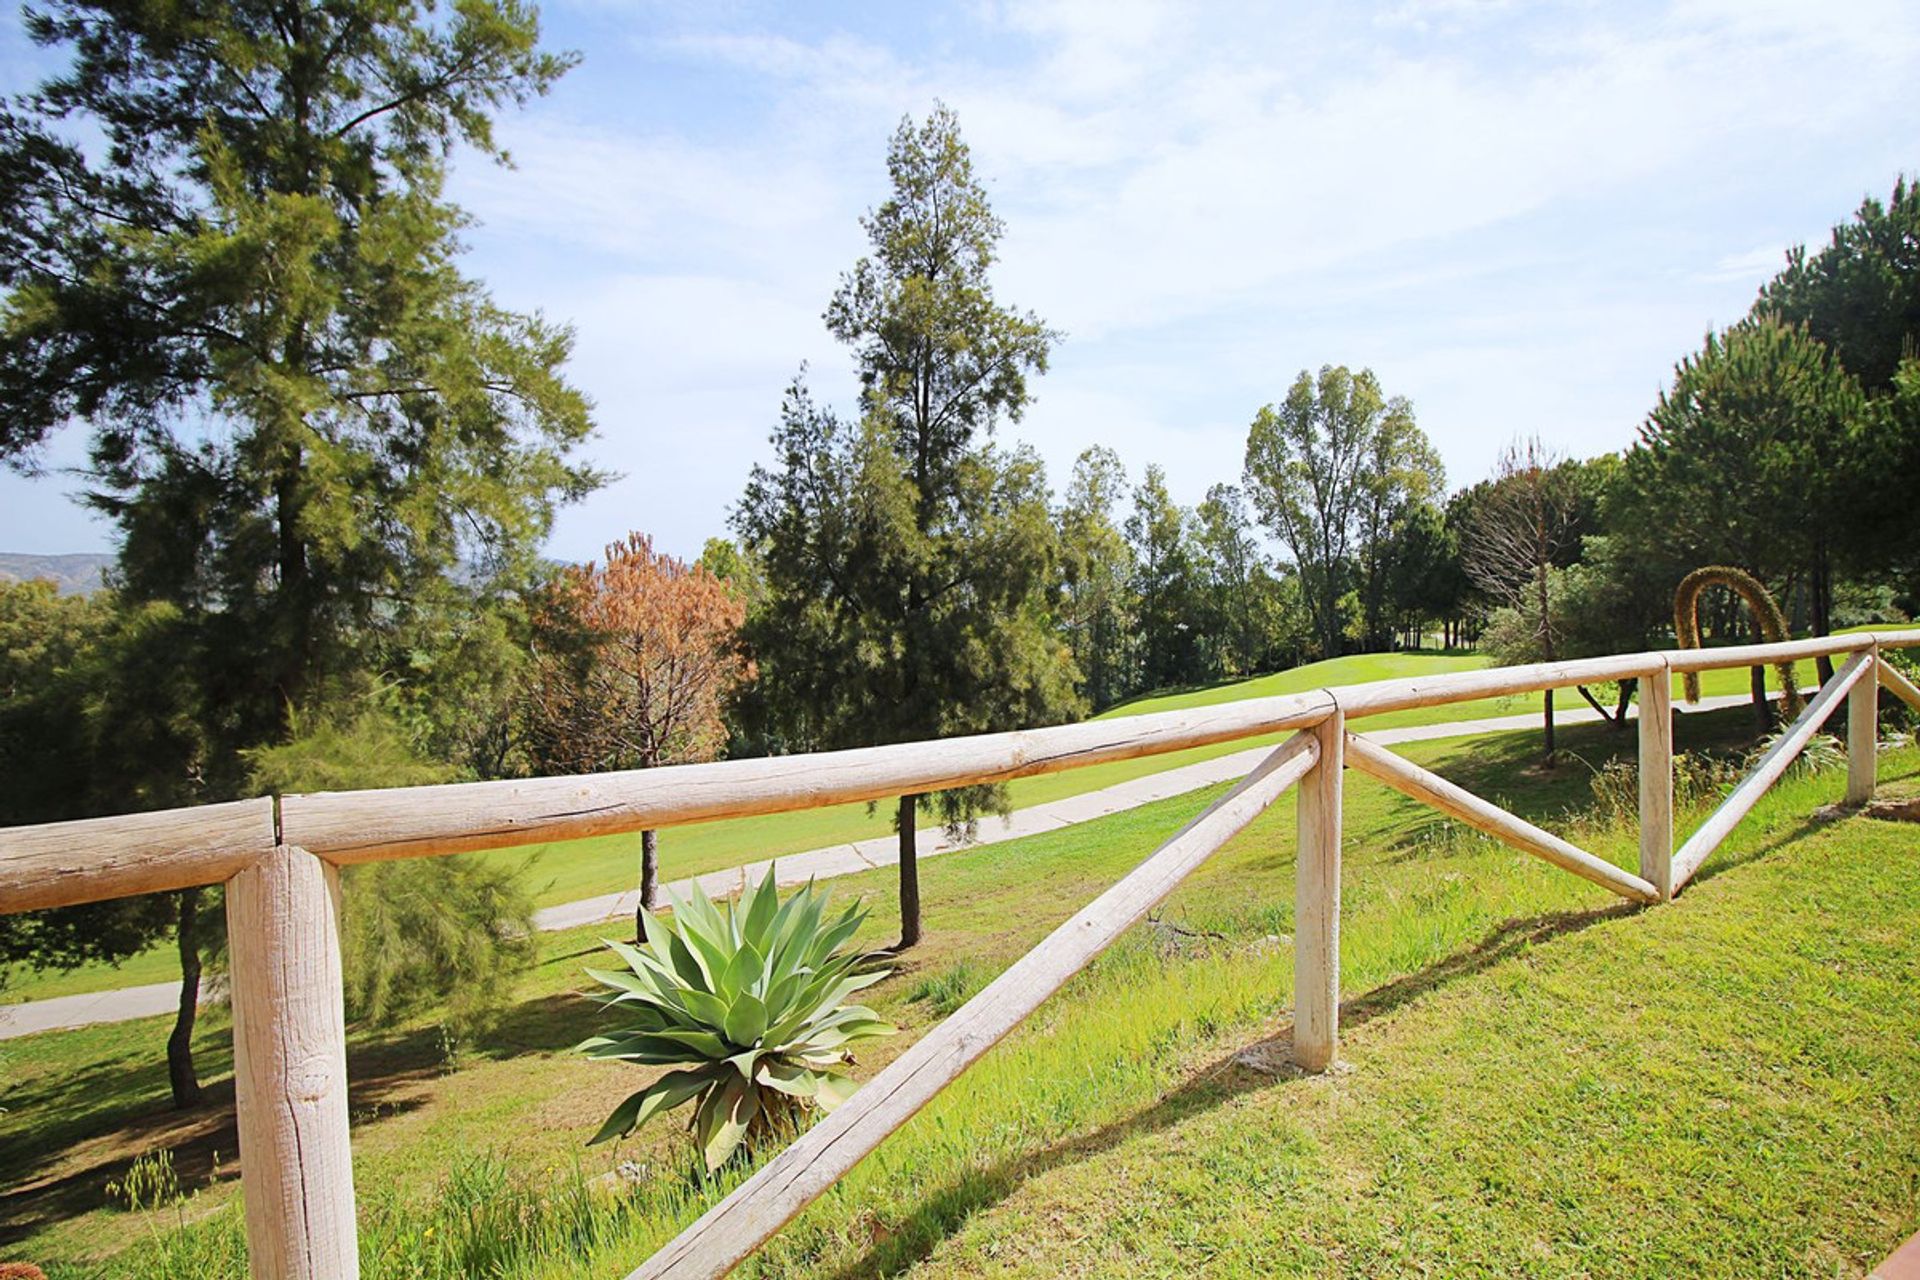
<box><xmin>1672</xmin><ymin>565</ymin><xmax>1802</xmax><ymax>716</ymax></box>
<box><xmin>579</xmin><ymin>868</ymin><xmax>895</xmax><ymax>1172</ymax></box>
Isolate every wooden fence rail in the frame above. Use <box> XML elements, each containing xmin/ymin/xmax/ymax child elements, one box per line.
<box><xmin>5</xmin><ymin>630</ymin><xmax>1919</xmax><ymax>1280</ymax></box>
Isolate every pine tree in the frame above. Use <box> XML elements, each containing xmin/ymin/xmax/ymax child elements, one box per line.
<box><xmin>0</xmin><ymin>0</ymin><xmax>595</xmax><ymax>1102</ymax></box>
<box><xmin>736</xmin><ymin>106</ymin><xmax>1080</xmax><ymax>949</ymax></box>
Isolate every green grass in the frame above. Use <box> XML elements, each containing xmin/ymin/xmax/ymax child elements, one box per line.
<box><xmin>4</xmin><ymin>706</ymin><xmax>1913</xmax><ymax>1277</ymax></box>
<box><xmin>1</xmin><ymin>645</ymin><xmax>1819</xmax><ymax>1005</ymax></box>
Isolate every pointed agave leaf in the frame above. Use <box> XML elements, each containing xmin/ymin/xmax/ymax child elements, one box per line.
<box><xmin>583</xmin><ymin>966</ymin><xmax>670</xmax><ymax>1005</ymax></box>
<box><xmin>762</xmin><ymin>876</ymin><xmax>809</xmax><ymax>964</ymax></box>
<box><xmin>808</xmin><ymin>903</ymin><xmax>866</xmax><ymax>965</ymax></box>
<box><xmin>760</xmin><ymin>969</ymin><xmax>810</xmax><ymax>1026</ymax></box>
<box><xmin>723</xmin><ymin>992</ymin><xmax>768</xmax><ymax>1049</ymax></box>
<box><xmin>814</xmin><ymin>1071</ymin><xmax>858</xmax><ymax>1112</ymax></box>
<box><xmin>768</xmin><ymin>886</ymin><xmax>827</xmax><ymax>984</ymax></box>
<box><xmin>643</xmin><ymin>1028</ymin><xmax>733</xmax><ymax>1058</ymax></box>
<box><xmin>756</xmin><ymin>1060</ymin><xmax>822</xmax><ymax>1100</ymax></box>
<box><xmin>741</xmin><ymin>864</ymin><xmax>781</xmax><ymax>946</ymax></box>
<box><xmin>694</xmin><ymin>1072</ymin><xmax>759</xmax><ymax>1172</ymax></box>
<box><xmin>718</xmin><ymin>941</ymin><xmax>766</xmax><ymax>1003</ymax></box>
<box><xmin>677</xmin><ymin>880</ymin><xmax>732</xmax><ymax>950</ymax></box>
<box><xmin>766</xmin><ymin>968</ymin><xmax>889</xmax><ymax>1047</ymax></box>
<box><xmin>676</xmin><ymin>916</ymin><xmax>735</xmax><ymax>993</ymax></box>
<box><xmin>793</xmin><ymin>1015</ymin><xmax>897</xmax><ymax>1054</ymax></box>
<box><xmin>588</xmin><ymin>1068</ymin><xmax>714</xmax><ymax>1145</ymax></box>
<box><xmin>668</xmin><ymin>931</ymin><xmax>715</xmax><ymax>994</ymax></box>
<box><xmin>672</xmin><ymin>987</ymin><xmax>732</xmax><ymax>1033</ymax></box>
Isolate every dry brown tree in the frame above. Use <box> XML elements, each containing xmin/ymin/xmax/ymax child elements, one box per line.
<box><xmin>1464</xmin><ymin>437</ymin><xmax>1581</xmax><ymax>761</ymax></box>
<box><xmin>525</xmin><ymin>535</ymin><xmax>751</xmax><ymax>931</ymax></box>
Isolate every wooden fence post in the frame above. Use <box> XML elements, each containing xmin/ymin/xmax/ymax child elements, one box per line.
<box><xmin>1849</xmin><ymin>649</ymin><xmax>1879</xmax><ymax>805</ymax></box>
<box><xmin>1294</xmin><ymin>704</ymin><xmax>1344</xmax><ymax>1072</ymax></box>
<box><xmin>1638</xmin><ymin>663</ymin><xmax>1674</xmax><ymax>902</ymax></box>
<box><xmin>226</xmin><ymin>844</ymin><xmax>359</xmax><ymax>1280</ymax></box>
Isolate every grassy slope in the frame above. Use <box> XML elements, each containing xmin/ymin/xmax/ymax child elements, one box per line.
<box><xmin>0</xmin><ymin>649</ymin><xmax>1813</xmax><ymax>1004</ymax></box>
<box><xmin>4</xmin><ymin>707</ymin><xmax>1912</xmax><ymax>1277</ymax></box>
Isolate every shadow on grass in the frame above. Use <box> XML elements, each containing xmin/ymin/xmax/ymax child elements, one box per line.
<box><xmin>0</xmin><ymin>1064</ymin><xmax>435</xmax><ymax>1248</ymax></box>
<box><xmin>0</xmin><ymin>993</ymin><xmax>598</xmax><ymax>1247</ymax></box>
<box><xmin>818</xmin><ymin>900</ymin><xmax>1637</xmax><ymax>1279</ymax></box>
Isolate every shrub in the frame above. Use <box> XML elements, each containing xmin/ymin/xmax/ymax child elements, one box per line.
<box><xmin>581</xmin><ymin>869</ymin><xmax>895</xmax><ymax>1171</ymax></box>
<box><xmin>247</xmin><ymin>696</ymin><xmax>536</xmax><ymax>1033</ymax></box>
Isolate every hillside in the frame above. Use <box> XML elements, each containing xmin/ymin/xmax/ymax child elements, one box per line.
<box><xmin>0</xmin><ymin>551</ymin><xmax>112</xmax><ymax>596</ymax></box>
<box><xmin>3</xmin><ymin>713</ymin><xmax>1913</xmax><ymax>1276</ymax></box>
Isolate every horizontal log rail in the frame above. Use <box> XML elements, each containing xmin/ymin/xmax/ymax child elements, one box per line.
<box><xmin>4</xmin><ymin>628</ymin><xmax>1917</xmax><ymax>1280</ymax></box>
<box><xmin>6</xmin><ymin>630</ymin><xmax>1914</xmax><ymax>913</ymax></box>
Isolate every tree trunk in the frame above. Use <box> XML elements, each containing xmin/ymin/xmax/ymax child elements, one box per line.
<box><xmin>896</xmin><ymin>793</ymin><xmax>922</xmax><ymax>950</ymax></box>
<box><xmin>1616</xmin><ymin>678</ymin><xmax>1634</xmax><ymax>727</ymax></box>
<box><xmin>168</xmin><ymin>887</ymin><xmax>204</xmax><ymax>1109</ymax></box>
<box><xmin>1751</xmin><ymin>617</ymin><xmax>1772</xmax><ymax>731</ymax></box>
<box><xmin>1543</xmin><ymin>686</ymin><xmax>1557</xmax><ymax>760</ymax></box>
<box><xmin>635</xmin><ymin>828</ymin><xmax>659</xmax><ymax>940</ymax></box>
<box><xmin>1575</xmin><ymin>683</ymin><xmax>1617</xmax><ymax>725</ymax></box>
<box><xmin>1812</xmin><ymin>550</ymin><xmax>1835</xmax><ymax>686</ymax></box>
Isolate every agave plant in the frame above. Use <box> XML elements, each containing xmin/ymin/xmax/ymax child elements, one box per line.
<box><xmin>580</xmin><ymin>867</ymin><xmax>896</xmax><ymax>1171</ymax></box>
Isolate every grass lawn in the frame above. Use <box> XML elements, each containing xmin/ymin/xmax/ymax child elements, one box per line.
<box><xmin>3</xmin><ymin>705</ymin><xmax>1914</xmax><ymax>1277</ymax></box>
<box><xmin>0</xmin><ymin>646</ymin><xmax>1821</xmax><ymax>1005</ymax></box>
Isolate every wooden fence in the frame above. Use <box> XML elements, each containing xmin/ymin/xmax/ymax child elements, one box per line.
<box><xmin>5</xmin><ymin>630</ymin><xmax>1919</xmax><ymax>1279</ymax></box>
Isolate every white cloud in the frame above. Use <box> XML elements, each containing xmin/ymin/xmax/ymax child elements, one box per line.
<box><xmin>9</xmin><ymin>0</ymin><xmax>1920</xmax><ymax>560</ymax></box>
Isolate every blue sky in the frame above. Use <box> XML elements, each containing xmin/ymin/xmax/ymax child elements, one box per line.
<box><xmin>3</xmin><ymin>0</ymin><xmax>1918</xmax><ymax>564</ymax></box>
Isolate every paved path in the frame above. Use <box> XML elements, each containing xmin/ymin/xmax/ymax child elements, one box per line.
<box><xmin>0</xmin><ymin>691</ymin><xmax>1766</xmax><ymax>1040</ymax></box>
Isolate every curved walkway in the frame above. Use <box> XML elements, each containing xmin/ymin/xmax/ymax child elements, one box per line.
<box><xmin>0</xmin><ymin>693</ymin><xmax>1764</xmax><ymax>1040</ymax></box>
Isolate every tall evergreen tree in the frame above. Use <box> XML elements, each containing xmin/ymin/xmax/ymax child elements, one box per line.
<box><xmin>1127</xmin><ymin>464</ymin><xmax>1203</xmax><ymax>690</ymax></box>
<box><xmin>1760</xmin><ymin>176</ymin><xmax>1920</xmax><ymax>395</ymax></box>
<box><xmin>1059</xmin><ymin>445</ymin><xmax>1137</xmax><ymax>710</ymax></box>
<box><xmin>0</xmin><ymin>0</ymin><xmax>595</xmax><ymax>1102</ymax></box>
<box><xmin>736</xmin><ymin>106</ymin><xmax>1079</xmax><ymax>950</ymax></box>
<box><xmin>1618</xmin><ymin>315</ymin><xmax>1867</xmax><ymax>671</ymax></box>
<box><xmin>1193</xmin><ymin>483</ymin><xmax>1264</xmax><ymax>677</ymax></box>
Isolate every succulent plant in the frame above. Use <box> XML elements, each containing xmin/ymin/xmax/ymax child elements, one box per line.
<box><xmin>580</xmin><ymin>867</ymin><xmax>895</xmax><ymax>1171</ymax></box>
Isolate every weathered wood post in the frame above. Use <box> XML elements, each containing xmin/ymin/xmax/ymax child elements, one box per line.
<box><xmin>1638</xmin><ymin>663</ymin><xmax>1674</xmax><ymax>902</ymax></box>
<box><xmin>1849</xmin><ymin>648</ymin><xmax>1879</xmax><ymax>805</ymax></box>
<box><xmin>226</xmin><ymin>844</ymin><xmax>359</xmax><ymax>1280</ymax></box>
<box><xmin>1294</xmin><ymin>703</ymin><xmax>1344</xmax><ymax>1072</ymax></box>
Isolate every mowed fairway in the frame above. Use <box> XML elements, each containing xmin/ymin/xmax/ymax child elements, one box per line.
<box><xmin>0</xmin><ymin>648</ymin><xmax>1820</xmax><ymax>1003</ymax></box>
<box><xmin>479</xmin><ymin>649</ymin><xmax>1816</xmax><ymax>909</ymax></box>
<box><xmin>4</xmin><ymin>706</ymin><xmax>1912</xmax><ymax>1278</ymax></box>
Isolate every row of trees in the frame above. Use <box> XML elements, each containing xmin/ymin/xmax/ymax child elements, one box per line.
<box><xmin>0</xmin><ymin>0</ymin><xmax>598</xmax><ymax>1104</ymax></box>
<box><xmin>2</xmin><ymin>0</ymin><xmax>1917</xmax><ymax>1115</ymax></box>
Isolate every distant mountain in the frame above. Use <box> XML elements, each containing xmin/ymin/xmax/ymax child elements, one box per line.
<box><xmin>0</xmin><ymin>552</ymin><xmax>114</xmax><ymax>596</ymax></box>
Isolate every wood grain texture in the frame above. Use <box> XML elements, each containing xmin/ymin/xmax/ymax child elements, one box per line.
<box><xmin>1345</xmin><ymin>733</ymin><xmax>1658</xmax><ymax>904</ymax></box>
<box><xmin>1850</xmin><ymin>650</ymin><xmax>1880</xmax><ymax>806</ymax></box>
<box><xmin>227</xmin><ymin>846</ymin><xmax>359</xmax><ymax>1280</ymax></box>
<box><xmin>1663</xmin><ymin>632</ymin><xmax>1873</xmax><ymax>674</ymax></box>
<box><xmin>1671</xmin><ymin>650</ymin><xmax>1872</xmax><ymax>892</ymax></box>
<box><xmin>0</xmin><ymin>799</ymin><xmax>275</xmax><ymax>913</ymax></box>
<box><xmin>1293</xmin><ymin>706</ymin><xmax>1344</xmax><ymax>1072</ymax></box>
<box><xmin>622</xmin><ymin>732</ymin><xmax>1321</xmax><ymax>1280</ymax></box>
<box><xmin>1877</xmin><ymin>653</ymin><xmax>1920</xmax><ymax>714</ymax></box>
<box><xmin>1638</xmin><ymin>663</ymin><xmax>1675</xmax><ymax>902</ymax></box>
<box><xmin>1332</xmin><ymin>652</ymin><xmax>1660</xmax><ymax>718</ymax></box>
<box><xmin>281</xmin><ymin>691</ymin><xmax>1340</xmax><ymax>863</ymax></box>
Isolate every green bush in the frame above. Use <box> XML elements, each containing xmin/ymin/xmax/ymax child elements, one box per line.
<box><xmin>246</xmin><ymin>696</ymin><xmax>535</xmax><ymax>1033</ymax></box>
<box><xmin>581</xmin><ymin>869</ymin><xmax>896</xmax><ymax>1171</ymax></box>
